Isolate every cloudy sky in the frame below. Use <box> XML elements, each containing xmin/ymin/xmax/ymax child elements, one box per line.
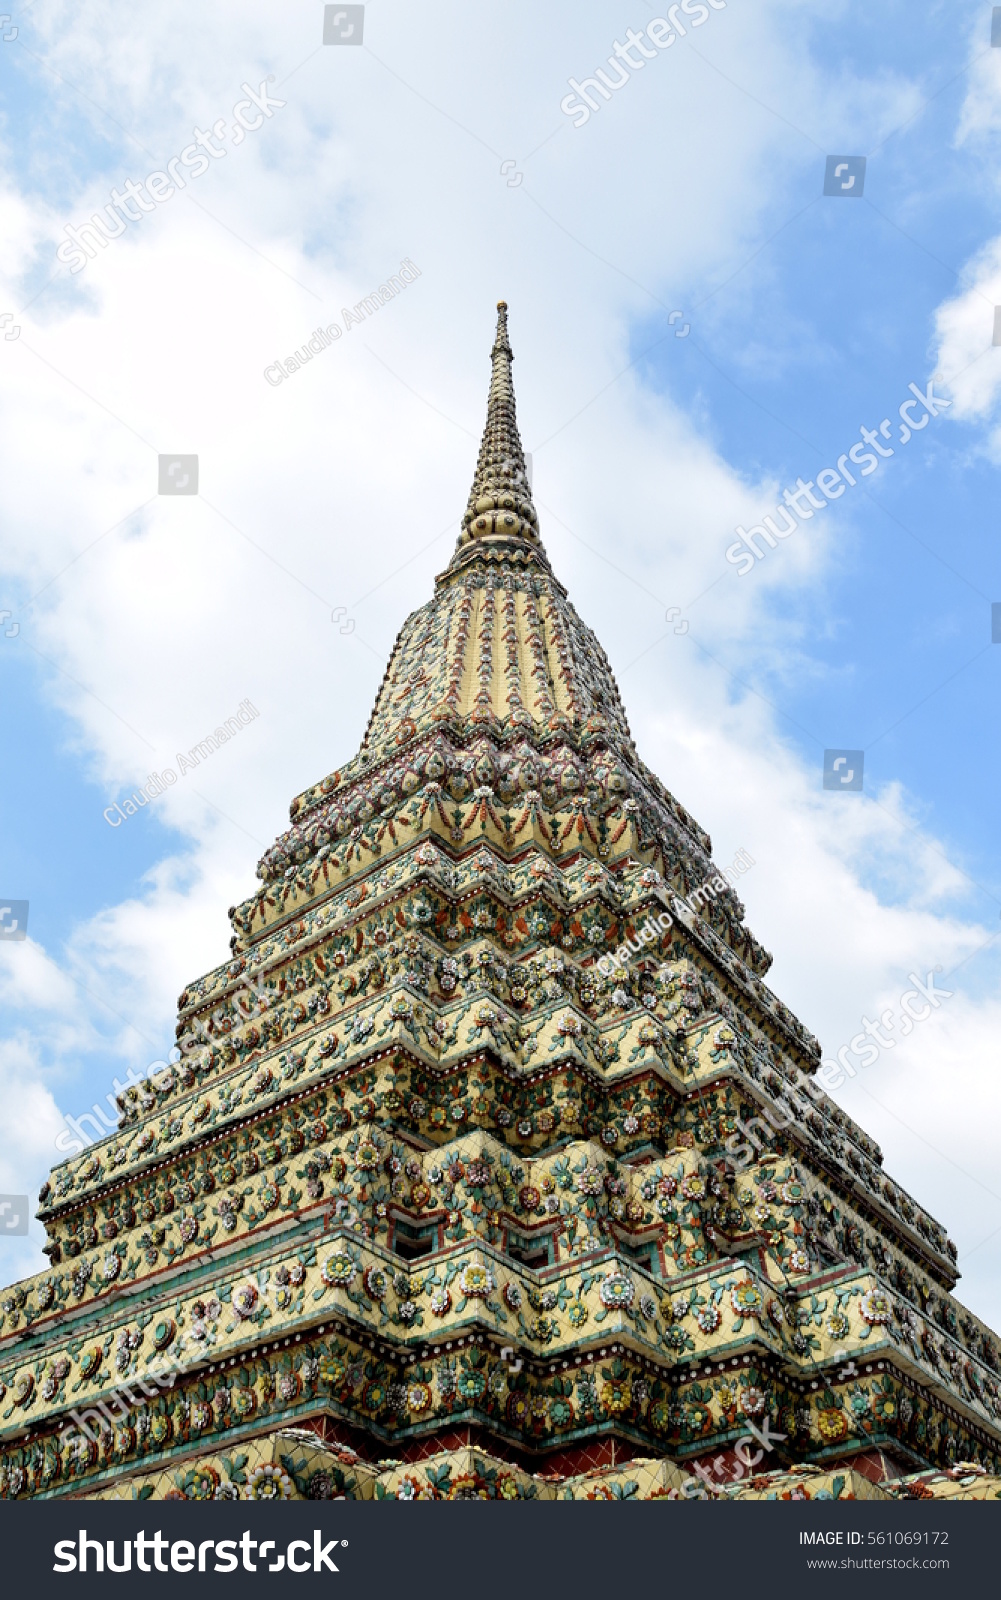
<box><xmin>2</xmin><ymin>0</ymin><xmax>1001</xmax><ymax>1327</ymax></box>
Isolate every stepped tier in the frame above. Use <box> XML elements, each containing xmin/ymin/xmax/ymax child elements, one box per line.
<box><xmin>78</xmin><ymin>1430</ymin><xmax>1001</xmax><ymax>1502</ymax></box>
<box><xmin>1</xmin><ymin>305</ymin><xmax>998</xmax><ymax>1502</ymax></box>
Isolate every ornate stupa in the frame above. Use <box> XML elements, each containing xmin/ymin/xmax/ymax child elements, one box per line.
<box><xmin>3</xmin><ymin>304</ymin><xmax>1000</xmax><ymax>1505</ymax></box>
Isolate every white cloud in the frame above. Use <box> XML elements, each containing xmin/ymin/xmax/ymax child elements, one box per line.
<box><xmin>838</xmin><ymin>993</ymin><xmax>1001</xmax><ymax>1331</ymax></box>
<box><xmin>929</xmin><ymin>18</ymin><xmax>1001</xmax><ymax>435</ymax></box>
<box><xmin>0</xmin><ymin>1037</ymin><xmax>66</xmax><ymax>1284</ymax></box>
<box><xmin>0</xmin><ymin>938</ymin><xmax>77</xmax><ymax>1014</ymax></box>
<box><xmin>930</xmin><ymin>237</ymin><xmax>1001</xmax><ymax>426</ymax></box>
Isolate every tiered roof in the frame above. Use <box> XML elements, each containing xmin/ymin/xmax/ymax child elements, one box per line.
<box><xmin>1</xmin><ymin>305</ymin><xmax>998</xmax><ymax>1503</ymax></box>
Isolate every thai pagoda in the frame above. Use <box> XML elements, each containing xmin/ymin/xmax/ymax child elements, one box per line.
<box><xmin>2</xmin><ymin>304</ymin><xmax>1000</xmax><ymax>1504</ymax></box>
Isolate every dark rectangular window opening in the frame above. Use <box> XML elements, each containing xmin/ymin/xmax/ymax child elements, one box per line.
<box><xmin>618</xmin><ymin>1238</ymin><xmax>659</xmax><ymax>1275</ymax></box>
<box><xmin>392</xmin><ymin>1220</ymin><xmax>437</xmax><ymax>1261</ymax></box>
<box><xmin>506</xmin><ymin>1231</ymin><xmax>552</xmax><ymax>1270</ymax></box>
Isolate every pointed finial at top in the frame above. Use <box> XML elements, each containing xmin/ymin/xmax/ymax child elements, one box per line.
<box><xmin>458</xmin><ymin>301</ymin><xmax>541</xmax><ymax>550</ymax></box>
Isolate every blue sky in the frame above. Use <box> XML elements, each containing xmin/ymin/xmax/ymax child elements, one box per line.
<box><xmin>656</xmin><ymin>159</ymin><xmax>1001</xmax><ymax>905</ymax></box>
<box><xmin>2</xmin><ymin>0</ymin><xmax>1001</xmax><ymax>1329</ymax></box>
<box><xmin>616</xmin><ymin>4</ymin><xmax>1001</xmax><ymax>920</ymax></box>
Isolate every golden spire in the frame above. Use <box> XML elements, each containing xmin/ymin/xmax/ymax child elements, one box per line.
<box><xmin>458</xmin><ymin>301</ymin><xmax>542</xmax><ymax>550</ymax></box>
